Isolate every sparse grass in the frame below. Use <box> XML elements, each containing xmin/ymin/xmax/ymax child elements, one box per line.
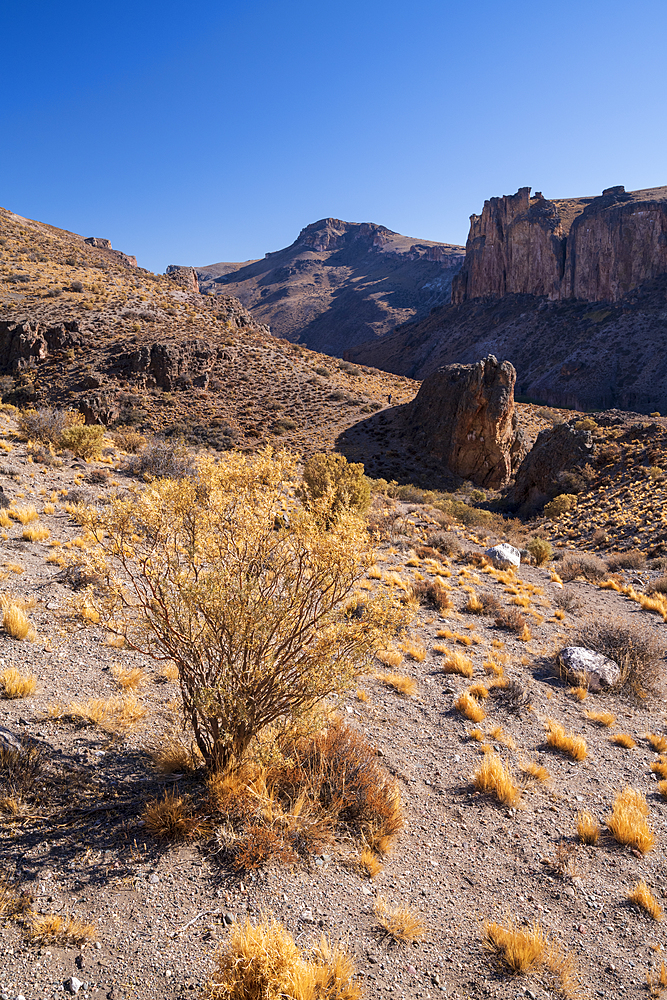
<box><xmin>606</xmin><ymin>787</ymin><xmax>655</xmax><ymax>854</ymax></box>
<box><xmin>482</xmin><ymin>918</ymin><xmax>581</xmax><ymax>997</ymax></box>
<box><xmin>576</xmin><ymin>810</ymin><xmax>600</xmax><ymax>845</ymax></box>
<box><xmin>584</xmin><ymin>709</ymin><xmax>616</xmax><ymax>727</ymax></box>
<box><xmin>376</xmin><ymin>648</ymin><xmax>403</xmax><ymax>669</ymax></box>
<box><xmin>111</xmin><ymin>665</ymin><xmax>146</xmax><ymax>690</ymax></box>
<box><xmin>143</xmin><ymin>789</ymin><xmax>198</xmax><ymax>840</ymax></box>
<box><xmin>22</xmin><ymin>524</ymin><xmax>49</xmax><ymax>542</ymax></box>
<box><xmin>358</xmin><ymin>847</ymin><xmax>383</xmax><ymax>878</ymax></box>
<box><xmin>628</xmin><ymin>880</ymin><xmax>663</xmax><ymax>920</ymax></box>
<box><xmin>648</xmin><ymin>959</ymin><xmax>667</xmax><ymax>997</ymax></box>
<box><xmin>469</xmin><ymin>727</ymin><xmax>486</xmax><ymax>743</ymax></box>
<box><xmin>570</xmin><ymin>686</ymin><xmax>588</xmax><ymax>701</ymax></box>
<box><xmin>652</xmin><ymin>760</ymin><xmax>667</xmax><ymax>780</ymax></box>
<box><xmin>356</xmin><ymin>689</ymin><xmax>369</xmax><ymax>703</ymax></box>
<box><xmin>7</xmin><ymin>505</ymin><xmax>38</xmax><ymax>525</ymax></box>
<box><xmin>3</xmin><ymin>563</ymin><xmax>24</xmax><ymax>574</ymax></box>
<box><xmin>0</xmin><ymin>667</ymin><xmax>36</xmax><ymax>699</ymax></box>
<box><xmin>488</xmin><ymin>724</ymin><xmax>515</xmax><ymax>749</ymax></box>
<box><xmin>2</xmin><ymin>603</ymin><xmax>36</xmax><ymax>641</ymax></box>
<box><xmin>43</xmin><ymin>503</ymin><xmax>56</xmax><ymax>515</ymax></box>
<box><xmin>208</xmin><ymin>916</ymin><xmax>361</xmax><ymax>1000</ymax></box>
<box><xmin>435</xmin><ymin>648</ymin><xmax>473</xmax><ymax>677</ymax></box>
<box><xmin>148</xmin><ymin>733</ymin><xmax>202</xmax><ymax>775</ymax></box>
<box><xmin>455</xmin><ymin>691</ymin><xmax>486</xmax><ymax>722</ymax></box>
<box><xmin>610</xmin><ymin>733</ymin><xmax>636</xmax><ymax>749</ymax></box>
<box><xmin>400</xmin><ymin>638</ymin><xmax>426</xmax><ymax>662</ymax></box>
<box><xmin>374</xmin><ymin>896</ymin><xmax>425</xmax><ymax>943</ymax></box>
<box><xmin>28</xmin><ymin>913</ymin><xmax>96</xmax><ymax>945</ymax></box>
<box><xmin>473</xmin><ymin>752</ymin><xmax>521</xmax><ymax>806</ymax></box>
<box><xmin>410</xmin><ymin>578</ymin><xmax>452</xmax><ymax>612</ymax></box>
<box><xmin>545</xmin><ymin>720</ymin><xmax>587</xmax><ymax>761</ymax></box>
<box><xmin>469</xmin><ymin>683</ymin><xmax>489</xmax><ymax>699</ymax></box>
<box><xmin>647</xmin><ymin>733</ymin><xmax>667</xmax><ymax>753</ymax></box>
<box><xmin>464</xmin><ymin>591</ymin><xmax>484</xmax><ymax>614</ymax></box>
<box><xmin>520</xmin><ymin>760</ymin><xmax>549</xmax><ymax>783</ymax></box>
<box><xmin>49</xmin><ymin>695</ymin><xmax>147</xmax><ymax>731</ymax></box>
<box><xmin>375</xmin><ymin>672</ymin><xmax>417</xmax><ymax>697</ymax></box>
<box><xmin>159</xmin><ymin>661</ymin><xmax>180</xmax><ymax>682</ymax></box>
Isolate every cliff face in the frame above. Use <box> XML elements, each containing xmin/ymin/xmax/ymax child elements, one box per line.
<box><xmin>196</xmin><ymin>219</ymin><xmax>464</xmax><ymax>356</ymax></box>
<box><xmin>452</xmin><ymin>185</ymin><xmax>667</xmax><ymax>304</ymax></box>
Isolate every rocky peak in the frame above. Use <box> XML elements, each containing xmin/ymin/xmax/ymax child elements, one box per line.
<box><xmin>293</xmin><ymin>218</ymin><xmax>396</xmax><ymax>254</ymax></box>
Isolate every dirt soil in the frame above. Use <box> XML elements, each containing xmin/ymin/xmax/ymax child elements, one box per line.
<box><xmin>1</xmin><ymin>416</ymin><xmax>666</xmax><ymax>1000</ymax></box>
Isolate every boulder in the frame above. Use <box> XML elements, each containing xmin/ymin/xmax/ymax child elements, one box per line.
<box><xmin>0</xmin><ymin>725</ymin><xmax>21</xmax><ymax>752</ymax></box>
<box><xmin>508</xmin><ymin>421</ymin><xmax>594</xmax><ymax>511</ymax></box>
<box><xmin>557</xmin><ymin>646</ymin><xmax>620</xmax><ymax>692</ymax></box>
<box><xmin>403</xmin><ymin>355</ymin><xmax>527</xmax><ymax>488</ymax></box>
<box><xmin>166</xmin><ymin>265</ymin><xmax>200</xmax><ymax>294</ymax></box>
<box><xmin>485</xmin><ymin>542</ymin><xmax>521</xmax><ymax>569</ymax></box>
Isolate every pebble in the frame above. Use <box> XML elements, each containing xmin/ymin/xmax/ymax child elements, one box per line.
<box><xmin>223</xmin><ymin>912</ymin><xmax>235</xmax><ymax>925</ymax></box>
<box><xmin>65</xmin><ymin>978</ymin><xmax>83</xmax><ymax>995</ymax></box>
<box><xmin>149</xmin><ymin>873</ymin><xmax>159</xmax><ymax>883</ymax></box>
<box><xmin>301</xmin><ymin>909</ymin><xmax>314</xmax><ymax>922</ymax></box>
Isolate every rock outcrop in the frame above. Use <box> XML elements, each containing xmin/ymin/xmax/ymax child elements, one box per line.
<box><xmin>166</xmin><ymin>265</ymin><xmax>200</xmax><ymax>294</ymax></box>
<box><xmin>452</xmin><ymin>185</ymin><xmax>667</xmax><ymax>304</ymax></box>
<box><xmin>403</xmin><ymin>355</ymin><xmax>527</xmax><ymax>488</ymax></box>
<box><xmin>508</xmin><ymin>422</ymin><xmax>594</xmax><ymax>510</ymax></box>
<box><xmin>195</xmin><ymin>218</ymin><xmax>465</xmax><ymax>355</ymax></box>
<box><xmin>84</xmin><ymin>236</ymin><xmax>137</xmax><ymax>268</ymax></box>
<box><xmin>0</xmin><ymin>320</ymin><xmax>83</xmax><ymax>371</ymax></box>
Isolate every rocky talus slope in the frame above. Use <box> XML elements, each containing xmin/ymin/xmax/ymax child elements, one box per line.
<box><xmin>195</xmin><ymin>218</ymin><xmax>464</xmax><ymax>355</ymax></box>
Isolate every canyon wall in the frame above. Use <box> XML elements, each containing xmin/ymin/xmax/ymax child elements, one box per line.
<box><xmin>452</xmin><ymin>185</ymin><xmax>667</xmax><ymax>304</ymax></box>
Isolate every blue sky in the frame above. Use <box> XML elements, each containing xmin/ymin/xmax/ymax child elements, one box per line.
<box><xmin>2</xmin><ymin>0</ymin><xmax>666</xmax><ymax>273</ymax></box>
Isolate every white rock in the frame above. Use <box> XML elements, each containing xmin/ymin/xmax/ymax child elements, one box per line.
<box><xmin>557</xmin><ymin>646</ymin><xmax>620</xmax><ymax>691</ymax></box>
<box><xmin>65</xmin><ymin>978</ymin><xmax>83</xmax><ymax>995</ymax></box>
<box><xmin>485</xmin><ymin>543</ymin><xmax>521</xmax><ymax>569</ymax></box>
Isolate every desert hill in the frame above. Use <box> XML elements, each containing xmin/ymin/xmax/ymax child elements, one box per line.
<box><xmin>0</xmin><ymin>206</ymin><xmax>419</xmax><ymax>459</ymax></box>
<box><xmin>194</xmin><ymin>218</ymin><xmax>465</xmax><ymax>355</ymax></box>
<box><xmin>348</xmin><ymin>185</ymin><xmax>667</xmax><ymax>413</ymax></box>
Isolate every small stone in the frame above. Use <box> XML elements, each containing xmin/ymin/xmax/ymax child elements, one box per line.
<box><xmin>300</xmin><ymin>909</ymin><xmax>314</xmax><ymax>922</ymax></box>
<box><xmin>166</xmin><ymin>970</ymin><xmax>173</xmax><ymax>978</ymax></box>
<box><xmin>223</xmin><ymin>912</ymin><xmax>235</xmax><ymax>926</ymax></box>
<box><xmin>578</xmin><ymin>924</ymin><xmax>586</xmax><ymax>934</ymax></box>
<box><xmin>149</xmin><ymin>873</ymin><xmax>159</xmax><ymax>884</ymax></box>
<box><xmin>65</xmin><ymin>977</ymin><xmax>83</xmax><ymax>995</ymax></box>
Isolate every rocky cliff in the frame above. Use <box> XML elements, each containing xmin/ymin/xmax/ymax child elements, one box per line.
<box><xmin>195</xmin><ymin>218</ymin><xmax>464</xmax><ymax>355</ymax></box>
<box><xmin>452</xmin><ymin>185</ymin><xmax>667</xmax><ymax>304</ymax></box>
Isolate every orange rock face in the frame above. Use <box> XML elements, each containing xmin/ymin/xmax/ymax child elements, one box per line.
<box><xmin>404</xmin><ymin>355</ymin><xmax>527</xmax><ymax>488</ymax></box>
<box><xmin>452</xmin><ymin>185</ymin><xmax>667</xmax><ymax>304</ymax></box>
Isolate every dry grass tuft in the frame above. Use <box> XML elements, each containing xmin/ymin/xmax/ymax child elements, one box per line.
<box><xmin>51</xmin><ymin>695</ymin><xmax>147</xmax><ymax>731</ymax></box>
<box><xmin>482</xmin><ymin>918</ymin><xmax>582</xmax><ymax>997</ymax></box>
<box><xmin>142</xmin><ymin>790</ymin><xmax>198</xmax><ymax>841</ymax></box>
<box><xmin>29</xmin><ymin>913</ymin><xmax>96</xmax><ymax>945</ymax></box>
<box><xmin>482</xmin><ymin>919</ymin><xmax>544</xmax><ymax>973</ymax></box>
<box><xmin>469</xmin><ymin>727</ymin><xmax>486</xmax><ymax>743</ymax></box>
<box><xmin>606</xmin><ymin>786</ymin><xmax>655</xmax><ymax>854</ymax></box>
<box><xmin>0</xmin><ymin>666</ymin><xmax>36</xmax><ymax>699</ymax></box>
<box><xmin>545</xmin><ymin>720</ymin><xmax>587</xmax><ymax>761</ymax></box>
<box><xmin>628</xmin><ymin>880</ymin><xmax>663</xmax><ymax>920</ymax></box>
<box><xmin>358</xmin><ymin>847</ymin><xmax>383</xmax><ymax>878</ymax></box>
<box><xmin>648</xmin><ymin>960</ymin><xmax>667</xmax><ymax>997</ymax></box>
<box><xmin>469</xmin><ymin>683</ymin><xmax>489</xmax><ymax>699</ymax></box>
<box><xmin>400</xmin><ymin>638</ymin><xmax>426</xmax><ymax>662</ymax></box>
<box><xmin>520</xmin><ymin>760</ymin><xmax>549</xmax><ymax>782</ymax></box>
<box><xmin>436</xmin><ymin>648</ymin><xmax>473</xmax><ymax>678</ymax></box>
<box><xmin>647</xmin><ymin>733</ymin><xmax>667</xmax><ymax>753</ymax></box>
<box><xmin>208</xmin><ymin>916</ymin><xmax>361</xmax><ymax>1000</ymax></box>
<box><xmin>2</xmin><ymin>603</ymin><xmax>36</xmax><ymax>641</ymax></box>
<box><xmin>159</xmin><ymin>661</ymin><xmax>180</xmax><ymax>682</ymax></box>
<box><xmin>489</xmin><ymin>725</ymin><xmax>516</xmax><ymax>749</ymax></box>
<box><xmin>652</xmin><ymin>759</ymin><xmax>667</xmax><ymax>781</ymax></box>
<box><xmin>576</xmin><ymin>810</ymin><xmax>600</xmax><ymax>845</ymax></box>
<box><xmin>8</xmin><ymin>505</ymin><xmax>38</xmax><ymax>525</ymax></box>
<box><xmin>374</xmin><ymin>896</ymin><xmax>425</xmax><ymax>943</ymax></box>
<box><xmin>610</xmin><ymin>733</ymin><xmax>636</xmax><ymax>749</ymax></box>
<box><xmin>111</xmin><ymin>665</ymin><xmax>146</xmax><ymax>690</ymax></box>
<box><xmin>570</xmin><ymin>685</ymin><xmax>588</xmax><ymax>701</ymax></box>
<box><xmin>376</xmin><ymin>648</ymin><xmax>403</xmax><ymax>669</ymax></box>
<box><xmin>464</xmin><ymin>591</ymin><xmax>484</xmax><ymax>614</ymax></box>
<box><xmin>455</xmin><ymin>691</ymin><xmax>486</xmax><ymax>722</ymax></box>
<box><xmin>375</xmin><ymin>672</ymin><xmax>417</xmax><ymax>697</ymax></box>
<box><xmin>473</xmin><ymin>752</ymin><xmax>521</xmax><ymax>806</ymax></box>
<box><xmin>584</xmin><ymin>709</ymin><xmax>616</xmax><ymax>727</ymax></box>
<box><xmin>148</xmin><ymin>733</ymin><xmax>202</xmax><ymax>775</ymax></box>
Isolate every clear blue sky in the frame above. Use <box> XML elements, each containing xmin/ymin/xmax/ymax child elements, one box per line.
<box><xmin>2</xmin><ymin>0</ymin><xmax>666</xmax><ymax>273</ymax></box>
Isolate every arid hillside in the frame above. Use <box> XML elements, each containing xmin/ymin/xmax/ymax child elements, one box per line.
<box><xmin>195</xmin><ymin>218</ymin><xmax>464</xmax><ymax>355</ymax></box>
<box><xmin>0</xmin><ymin>206</ymin><xmax>418</xmax><ymax>460</ymax></box>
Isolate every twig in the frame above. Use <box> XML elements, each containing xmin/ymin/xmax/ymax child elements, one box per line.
<box><xmin>170</xmin><ymin>908</ymin><xmax>222</xmax><ymax>937</ymax></box>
